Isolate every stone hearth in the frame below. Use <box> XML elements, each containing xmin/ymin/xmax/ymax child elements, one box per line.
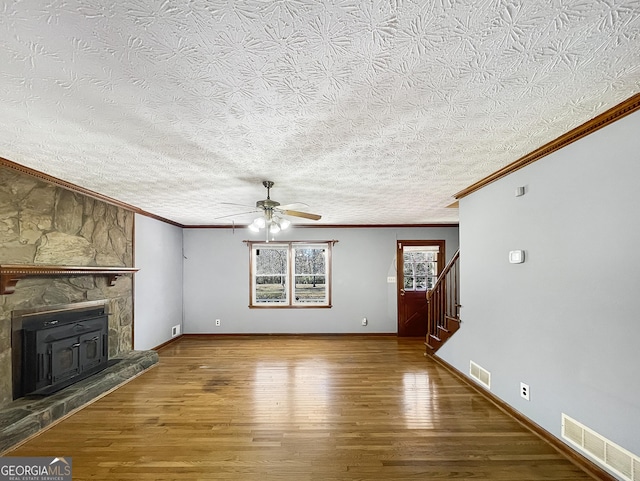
<box><xmin>0</xmin><ymin>349</ymin><xmax>158</xmax><ymax>453</ymax></box>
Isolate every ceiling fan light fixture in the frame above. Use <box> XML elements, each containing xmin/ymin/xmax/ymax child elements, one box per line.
<box><xmin>244</xmin><ymin>181</ymin><xmax>320</xmax><ymax>238</ymax></box>
<box><xmin>278</xmin><ymin>217</ymin><xmax>291</xmax><ymax>230</ymax></box>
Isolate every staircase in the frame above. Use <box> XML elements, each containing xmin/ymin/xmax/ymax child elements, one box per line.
<box><xmin>425</xmin><ymin>249</ymin><xmax>460</xmax><ymax>355</ymax></box>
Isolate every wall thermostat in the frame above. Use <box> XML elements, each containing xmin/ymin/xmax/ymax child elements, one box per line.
<box><xmin>509</xmin><ymin>250</ymin><xmax>525</xmax><ymax>263</ymax></box>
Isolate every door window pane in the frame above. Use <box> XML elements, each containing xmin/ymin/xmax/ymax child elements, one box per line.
<box><xmin>403</xmin><ymin>246</ymin><xmax>439</xmax><ymax>291</ymax></box>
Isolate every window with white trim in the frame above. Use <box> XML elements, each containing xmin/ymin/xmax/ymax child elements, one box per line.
<box><xmin>249</xmin><ymin>242</ymin><xmax>332</xmax><ymax>308</ymax></box>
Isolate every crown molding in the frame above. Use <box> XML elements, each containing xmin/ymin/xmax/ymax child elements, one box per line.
<box><xmin>455</xmin><ymin>92</ymin><xmax>640</xmax><ymax>199</ymax></box>
<box><xmin>0</xmin><ymin>156</ymin><xmax>184</xmax><ymax>228</ymax></box>
<box><xmin>184</xmin><ymin>223</ymin><xmax>459</xmax><ymax>229</ymax></box>
<box><xmin>1</xmin><ymin>156</ymin><xmax>457</xmax><ymax>229</ymax></box>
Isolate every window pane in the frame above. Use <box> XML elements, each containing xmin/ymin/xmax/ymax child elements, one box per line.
<box><xmin>295</xmin><ymin>247</ymin><xmax>326</xmax><ymax>274</ymax></box>
<box><xmin>255</xmin><ymin>276</ymin><xmax>288</xmax><ymax>303</ymax></box>
<box><xmin>408</xmin><ymin>252</ymin><xmax>428</xmax><ymax>262</ymax></box>
<box><xmin>404</xmin><ymin>276</ymin><xmax>414</xmax><ymax>289</ymax></box>
<box><xmin>432</xmin><ymin>261</ymin><xmax>440</xmax><ymax>273</ymax></box>
<box><xmin>255</xmin><ymin>247</ymin><xmax>287</xmax><ymax>275</ymax></box>
<box><xmin>294</xmin><ymin>276</ymin><xmax>326</xmax><ymax>303</ymax></box>
<box><xmin>403</xmin><ymin>263</ymin><xmax>414</xmax><ymax>276</ymax></box>
<box><xmin>254</xmin><ymin>246</ymin><xmax>288</xmax><ymax>304</ymax></box>
<box><xmin>415</xmin><ymin>263</ymin><xmax>427</xmax><ymax>275</ymax></box>
<box><xmin>293</xmin><ymin>246</ymin><xmax>326</xmax><ymax>304</ymax></box>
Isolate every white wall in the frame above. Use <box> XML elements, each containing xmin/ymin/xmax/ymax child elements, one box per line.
<box><xmin>439</xmin><ymin>109</ymin><xmax>640</xmax><ymax>468</ymax></box>
<box><xmin>134</xmin><ymin>214</ymin><xmax>184</xmax><ymax>350</ymax></box>
<box><xmin>183</xmin><ymin>226</ymin><xmax>458</xmax><ymax>334</ymax></box>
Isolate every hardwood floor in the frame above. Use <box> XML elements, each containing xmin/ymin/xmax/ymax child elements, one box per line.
<box><xmin>7</xmin><ymin>336</ymin><xmax>598</xmax><ymax>480</ymax></box>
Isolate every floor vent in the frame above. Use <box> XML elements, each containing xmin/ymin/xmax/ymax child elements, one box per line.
<box><xmin>562</xmin><ymin>414</ymin><xmax>639</xmax><ymax>481</ymax></box>
<box><xmin>469</xmin><ymin>360</ymin><xmax>490</xmax><ymax>389</ymax></box>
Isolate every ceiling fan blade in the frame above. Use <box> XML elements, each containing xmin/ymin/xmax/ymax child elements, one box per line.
<box><xmin>213</xmin><ymin>210</ymin><xmax>259</xmax><ymax>220</ymax></box>
<box><xmin>280</xmin><ymin>209</ymin><xmax>321</xmax><ymax>221</ymax></box>
<box><xmin>277</xmin><ymin>202</ymin><xmax>309</xmax><ymax>210</ymax></box>
<box><xmin>220</xmin><ymin>202</ymin><xmax>256</xmax><ymax>208</ymax></box>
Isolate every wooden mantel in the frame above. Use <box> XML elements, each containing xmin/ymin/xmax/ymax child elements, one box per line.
<box><xmin>0</xmin><ymin>264</ymin><xmax>139</xmax><ymax>295</ymax></box>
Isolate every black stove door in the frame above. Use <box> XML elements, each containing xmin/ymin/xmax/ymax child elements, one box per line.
<box><xmin>50</xmin><ymin>336</ymin><xmax>81</xmax><ymax>385</ymax></box>
<box><xmin>79</xmin><ymin>330</ymin><xmax>107</xmax><ymax>372</ymax></box>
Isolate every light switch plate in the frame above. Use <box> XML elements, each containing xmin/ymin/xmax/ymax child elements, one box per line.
<box><xmin>509</xmin><ymin>250</ymin><xmax>525</xmax><ymax>263</ymax></box>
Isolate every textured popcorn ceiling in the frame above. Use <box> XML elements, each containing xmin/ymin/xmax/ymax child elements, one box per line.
<box><xmin>1</xmin><ymin>0</ymin><xmax>639</xmax><ymax>226</ymax></box>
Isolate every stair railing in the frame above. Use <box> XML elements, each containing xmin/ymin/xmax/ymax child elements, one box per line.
<box><xmin>426</xmin><ymin>249</ymin><xmax>460</xmax><ymax>347</ymax></box>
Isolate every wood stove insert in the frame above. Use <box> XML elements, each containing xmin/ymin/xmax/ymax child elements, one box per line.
<box><xmin>12</xmin><ymin>300</ymin><xmax>114</xmax><ymax>399</ymax></box>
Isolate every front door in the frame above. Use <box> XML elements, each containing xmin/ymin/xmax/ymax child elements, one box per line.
<box><xmin>397</xmin><ymin>240</ymin><xmax>444</xmax><ymax>337</ymax></box>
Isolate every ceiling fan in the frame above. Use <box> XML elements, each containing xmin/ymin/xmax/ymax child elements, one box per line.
<box><xmin>220</xmin><ymin>181</ymin><xmax>321</xmax><ymax>238</ymax></box>
<box><xmin>255</xmin><ymin>180</ymin><xmax>321</xmax><ymax>221</ymax></box>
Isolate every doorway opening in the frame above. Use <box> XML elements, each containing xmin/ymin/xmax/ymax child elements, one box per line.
<box><xmin>396</xmin><ymin>240</ymin><xmax>445</xmax><ymax>337</ymax></box>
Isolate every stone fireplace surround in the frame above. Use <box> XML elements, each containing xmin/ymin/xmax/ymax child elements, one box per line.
<box><xmin>0</xmin><ymin>163</ymin><xmax>158</xmax><ymax>452</ymax></box>
<box><xmin>1</xmin><ymin>166</ymin><xmax>136</xmax><ymax>404</ymax></box>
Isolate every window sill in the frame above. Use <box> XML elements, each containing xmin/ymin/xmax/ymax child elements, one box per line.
<box><xmin>249</xmin><ymin>304</ymin><xmax>332</xmax><ymax>309</ymax></box>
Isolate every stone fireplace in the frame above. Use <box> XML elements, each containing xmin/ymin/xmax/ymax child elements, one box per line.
<box><xmin>0</xmin><ymin>164</ymin><xmax>134</xmax><ymax>409</ymax></box>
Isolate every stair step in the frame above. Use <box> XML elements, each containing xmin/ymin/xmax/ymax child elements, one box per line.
<box><xmin>427</xmin><ymin>333</ymin><xmax>444</xmax><ymax>349</ymax></box>
<box><xmin>445</xmin><ymin>317</ymin><xmax>461</xmax><ymax>334</ymax></box>
<box><xmin>424</xmin><ymin>341</ymin><xmax>437</xmax><ymax>355</ymax></box>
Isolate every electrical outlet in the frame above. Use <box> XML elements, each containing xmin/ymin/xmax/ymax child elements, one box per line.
<box><xmin>520</xmin><ymin>382</ymin><xmax>530</xmax><ymax>401</ymax></box>
<box><xmin>215</xmin><ymin>319</ymin><xmax>221</xmax><ymax>327</ymax></box>
<box><xmin>361</xmin><ymin>317</ymin><xmax>367</xmax><ymax>326</ymax></box>
<box><xmin>171</xmin><ymin>325</ymin><xmax>180</xmax><ymax>337</ymax></box>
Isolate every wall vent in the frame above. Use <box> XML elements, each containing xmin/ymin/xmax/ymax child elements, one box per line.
<box><xmin>469</xmin><ymin>360</ymin><xmax>490</xmax><ymax>389</ymax></box>
<box><xmin>562</xmin><ymin>414</ymin><xmax>639</xmax><ymax>481</ymax></box>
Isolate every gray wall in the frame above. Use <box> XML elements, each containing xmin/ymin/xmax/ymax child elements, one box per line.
<box><xmin>183</xmin><ymin>226</ymin><xmax>458</xmax><ymax>334</ymax></box>
<box><xmin>439</xmin><ymin>109</ymin><xmax>640</xmax><ymax>465</ymax></box>
<box><xmin>134</xmin><ymin>214</ymin><xmax>184</xmax><ymax>350</ymax></box>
